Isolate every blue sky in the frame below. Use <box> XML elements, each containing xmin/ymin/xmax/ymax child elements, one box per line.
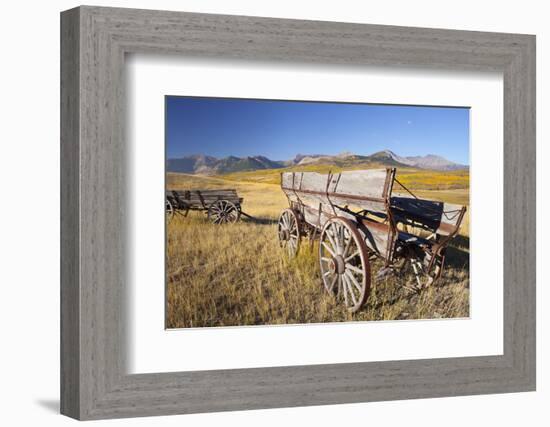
<box><xmin>166</xmin><ymin>96</ymin><xmax>470</xmax><ymax>165</ymax></box>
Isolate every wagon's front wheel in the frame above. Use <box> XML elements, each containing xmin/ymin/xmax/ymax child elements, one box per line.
<box><xmin>319</xmin><ymin>217</ymin><xmax>371</xmax><ymax>313</ymax></box>
<box><xmin>278</xmin><ymin>209</ymin><xmax>301</xmax><ymax>258</ymax></box>
<box><xmin>208</xmin><ymin>200</ymin><xmax>240</xmax><ymax>224</ymax></box>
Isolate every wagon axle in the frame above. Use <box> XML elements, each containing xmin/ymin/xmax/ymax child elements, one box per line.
<box><xmin>279</xmin><ymin>229</ymin><xmax>290</xmax><ymax>241</ymax></box>
<box><xmin>327</xmin><ymin>255</ymin><xmax>346</xmax><ymax>275</ymax></box>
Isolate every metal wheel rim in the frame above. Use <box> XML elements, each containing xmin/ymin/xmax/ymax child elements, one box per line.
<box><xmin>277</xmin><ymin>209</ymin><xmax>301</xmax><ymax>258</ymax></box>
<box><xmin>319</xmin><ymin>217</ymin><xmax>371</xmax><ymax>313</ymax></box>
<box><xmin>208</xmin><ymin>200</ymin><xmax>240</xmax><ymax>224</ymax></box>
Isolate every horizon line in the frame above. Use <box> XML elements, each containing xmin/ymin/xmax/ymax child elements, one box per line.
<box><xmin>166</xmin><ymin>150</ymin><xmax>470</xmax><ymax>165</ymax></box>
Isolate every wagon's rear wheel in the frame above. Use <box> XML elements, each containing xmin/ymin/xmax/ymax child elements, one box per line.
<box><xmin>319</xmin><ymin>217</ymin><xmax>371</xmax><ymax>313</ymax></box>
<box><xmin>207</xmin><ymin>199</ymin><xmax>240</xmax><ymax>224</ymax></box>
<box><xmin>166</xmin><ymin>198</ymin><xmax>174</xmax><ymax>222</ymax></box>
<box><xmin>278</xmin><ymin>209</ymin><xmax>301</xmax><ymax>258</ymax></box>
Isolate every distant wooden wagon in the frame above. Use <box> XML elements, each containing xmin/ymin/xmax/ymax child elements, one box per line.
<box><xmin>278</xmin><ymin>168</ymin><xmax>467</xmax><ymax>312</ymax></box>
<box><xmin>166</xmin><ymin>189</ymin><xmax>244</xmax><ymax>224</ymax></box>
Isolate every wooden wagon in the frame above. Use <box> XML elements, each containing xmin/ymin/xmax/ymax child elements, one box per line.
<box><xmin>166</xmin><ymin>189</ymin><xmax>244</xmax><ymax>224</ymax></box>
<box><xmin>278</xmin><ymin>168</ymin><xmax>467</xmax><ymax>312</ymax></box>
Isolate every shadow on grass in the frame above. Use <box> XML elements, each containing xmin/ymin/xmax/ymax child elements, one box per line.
<box><xmin>445</xmin><ymin>235</ymin><xmax>470</xmax><ymax>270</ymax></box>
<box><xmin>241</xmin><ymin>215</ymin><xmax>276</xmax><ymax>225</ymax></box>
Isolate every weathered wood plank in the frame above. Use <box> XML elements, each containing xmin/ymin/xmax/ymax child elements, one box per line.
<box><xmin>283</xmin><ymin>169</ymin><xmax>390</xmax><ymax>199</ymax></box>
<box><xmin>360</xmin><ymin>220</ymin><xmax>390</xmax><ymax>256</ymax></box>
<box><xmin>282</xmin><ymin>170</ymin><xmax>392</xmax><ymax>215</ymax></box>
<box><xmin>329</xmin><ymin>169</ymin><xmax>391</xmax><ymax>198</ymax></box>
<box><xmin>167</xmin><ymin>189</ymin><xmax>242</xmax><ymax>207</ymax></box>
<box><xmin>168</xmin><ymin>189</ymin><xmax>240</xmax><ymax>196</ymax></box>
<box><xmin>286</xmin><ymin>191</ymin><xmax>387</xmax><ymax>216</ymax></box>
<box><xmin>182</xmin><ymin>197</ymin><xmax>241</xmax><ymax>202</ymax></box>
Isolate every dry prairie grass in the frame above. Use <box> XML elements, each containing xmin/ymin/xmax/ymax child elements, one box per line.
<box><xmin>396</xmin><ymin>169</ymin><xmax>469</xmax><ymax>190</ymax></box>
<box><xmin>166</xmin><ymin>172</ymin><xmax>470</xmax><ymax>328</ymax></box>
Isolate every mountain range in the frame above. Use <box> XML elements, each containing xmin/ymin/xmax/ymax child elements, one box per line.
<box><xmin>166</xmin><ymin>150</ymin><xmax>468</xmax><ymax>175</ymax></box>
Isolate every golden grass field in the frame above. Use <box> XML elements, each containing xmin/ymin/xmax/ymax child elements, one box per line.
<box><xmin>166</xmin><ymin>168</ymin><xmax>470</xmax><ymax>328</ymax></box>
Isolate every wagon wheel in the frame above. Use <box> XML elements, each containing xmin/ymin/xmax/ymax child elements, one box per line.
<box><xmin>166</xmin><ymin>198</ymin><xmax>174</xmax><ymax>222</ymax></box>
<box><xmin>207</xmin><ymin>199</ymin><xmax>240</xmax><ymax>224</ymax></box>
<box><xmin>278</xmin><ymin>209</ymin><xmax>301</xmax><ymax>258</ymax></box>
<box><xmin>396</xmin><ymin>250</ymin><xmax>443</xmax><ymax>290</ymax></box>
<box><xmin>319</xmin><ymin>217</ymin><xmax>371</xmax><ymax>313</ymax></box>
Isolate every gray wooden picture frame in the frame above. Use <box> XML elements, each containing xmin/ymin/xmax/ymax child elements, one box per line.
<box><xmin>60</xmin><ymin>5</ymin><xmax>536</xmax><ymax>420</ymax></box>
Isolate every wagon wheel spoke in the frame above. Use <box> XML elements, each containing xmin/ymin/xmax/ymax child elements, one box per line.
<box><xmin>325</xmin><ymin>224</ymin><xmax>339</xmax><ymax>254</ymax></box>
<box><xmin>345</xmin><ymin>270</ymin><xmax>364</xmax><ymax>294</ymax></box>
<box><xmin>208</xmin><ymin>199</ymin><xmax>240</xmax><ymax>224</ymax></box>
<box><xmin>342</xmin><ymin>229</ymin><xmax>353</xmax><ymax>257</ymax></box>
<box><xmin>342</xmin><ymin>274</ymin><xmax>358</xmax><ymax>306</ymax></box>
<box><xmin>210</xmin><ymin>203</ymin><xmax>222</xmax><ymax>220</ymax></box>
<box><xmin>335</xmin><ymin>223</ymin><xmax>345</xmax><ymax>254</ymax></box>
<box><xmin>324</xmin><ymin>226</ymin><xmax>340</xmax><ymax>256</ymax></box>
<box><xmin>218</xmin><ymin>201</ymin><xmax>229</xmax><ymax>223</ymax></box>
<box><xmin>326</xmin><ymin>272</ymin><xmax>338</xmax><ymax>293</ymax></box>
<box><xmin>289</xmin><ymin>222</ymin><xmax>297</xmax><ymax>234</ymax></box>
<box><xmin>287</xmin><ymin>235</ymin><xmax>296</xmax><ymax>256</ymax></box>
<box><xmin>321</xmin><ymin>241</ymin><xmax>336</xmax><ymax>258</ymax></box>
<box><xmin>345</xmin><ymin>249</ymin><xmax>360</xmax><ymax>263</ymax></box>
<box><xmin>285</xmin><ymin>211</ymin><xmax>293</xmax><ymax>229</ymax></box>
<box><xmin>336</xmin><ymin>223</ymin><xmax>346</xmax><ymax>254</ymax></box>
<box><xmin>277</xmin><ymin>209</ymin><xmax>301</xmax><ymax>258</ymax></box>
<box><xmin>319</xmin><ymin>217</ymin><xmax>371</xmax><ymax>313</ymax></box>
<box><xmin>345</xmin><ymin>263</ymin><xmax>364</xmax><ymax>276</ymax></box>
<box><xmin>223</xmin><ymin>202</ymin><xmax>238</xmax><ymax>222</ymax></box>
<box><xmin>327</xmin><ymin>224</ymin><xmax>339</xmax><ymax>254</ymax></box>
<box><xmin>340</xmin><ymin>275</ymin><xmax>349</xmax><ymax>306</ymax></box>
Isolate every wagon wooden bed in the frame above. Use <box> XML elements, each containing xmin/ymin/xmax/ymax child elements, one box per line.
<box><xmin>166</xmin><ymin>189</ymin><xmax>245</xmax><ymax>224</ymax></box>
<box><xmin>278</xmin><ymin>168</ymin><xmax>467</xmax><ymax>312</ymax></box>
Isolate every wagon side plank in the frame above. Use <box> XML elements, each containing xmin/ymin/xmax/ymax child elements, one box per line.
<box><xmin>282</xmin><ymin>169</ymin><xmax>392</xmax><ymax>215</ymax></box>
<box><xmin>282</xmin><ymin>169</ymin><xmax>390</xmax><ymax>199</ymax></box>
